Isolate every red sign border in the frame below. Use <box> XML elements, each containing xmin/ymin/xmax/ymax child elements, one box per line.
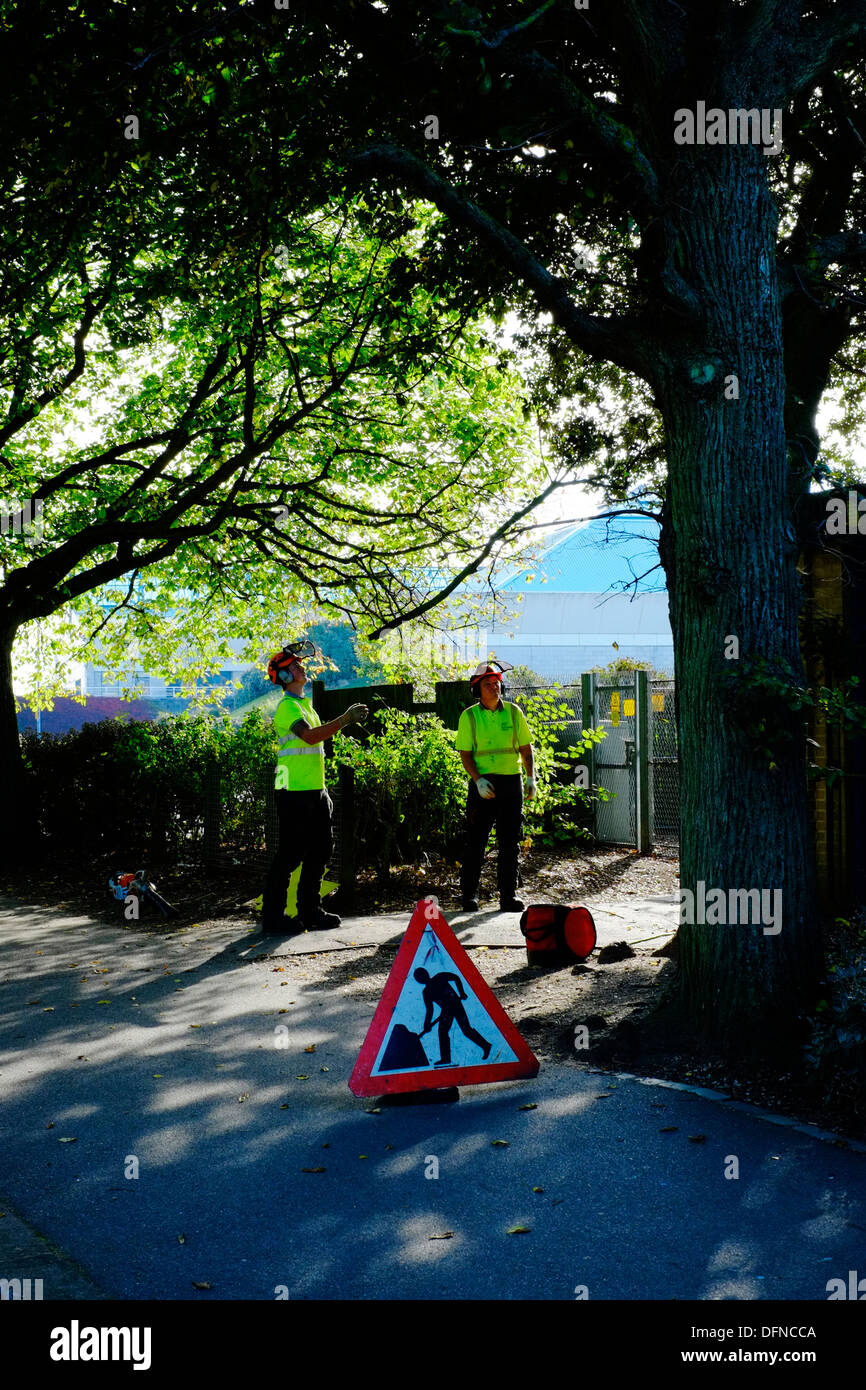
<box><xmin>349</xmin><ymin>900</ymin><xmax>540</xmax><ymax>1096</ymax></box>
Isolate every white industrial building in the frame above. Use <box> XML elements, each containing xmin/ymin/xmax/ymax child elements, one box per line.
<box><xmin>482</xmin><ymin>513</ymin><xmax>674</xmax><ymax>679</ymax></box>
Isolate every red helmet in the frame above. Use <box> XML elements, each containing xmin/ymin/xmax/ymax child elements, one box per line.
<box><xmin>469</xmin><ymin>658</ymin><xmax>513</xmax><ymax>689</ymax></box>
<box><xmin>267</xmin><ymin>640</ymin><xmax>319</xmax><ymax>685</ymax></box>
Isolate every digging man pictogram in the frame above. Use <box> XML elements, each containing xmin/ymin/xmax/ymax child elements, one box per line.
<box><xmin>414</xmin><ymin>967</ymin><xmax>492</xmax><ymax>1066</ymax></box>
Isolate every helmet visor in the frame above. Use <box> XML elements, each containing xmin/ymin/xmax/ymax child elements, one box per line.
<box><xmin>282</xmin><ymin>640</ymin><xmax>317</xmax><ymax>662</ymax></box>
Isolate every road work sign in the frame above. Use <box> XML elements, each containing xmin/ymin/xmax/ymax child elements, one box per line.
<box><xmin>349</xmin><ymin>897</ymin><xmax>539</xmax><ymax>1097</ymax></box>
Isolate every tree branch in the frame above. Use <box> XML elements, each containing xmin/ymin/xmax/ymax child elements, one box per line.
<box><xmin>346</xmin><ymin>143</ymin><xmax>650</xmax><ymax>376</ymax></box>
<box><xmin>506</xmin><ymin>50</ymin><xmax>661</xmax><ymax>221</ymax></box>
<box><xmin>0</xmin><ymin>285</ymin><xmax>111</xmax><ymax>450</ymax></box>
<box><xmin>807</xmin><ymin>230</ymin><xmax>866</xmax><ymax>274</ymax></box>
<box><xmin>444</xmin><ymin>0</ymin><xmax>558</xmax><ymax>51</ymax></box>
<box><xmin>364</xmin><ymin>475</ymin><xmax>565</xmax><ymax>638</ymax></box>
<box><xmin>783</xmin><ymin>2</ymin><xmax>866</xmax><ymax>101</ymax></box>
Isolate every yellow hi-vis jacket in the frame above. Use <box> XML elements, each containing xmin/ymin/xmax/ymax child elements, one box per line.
<box><xmin>455</xmin><ymin>700</ymin><xmax>532</xmax><ymax>776</ymax></box>
<box><xmin>273</xmin><ymin>693</ymin><xmax>325</xmax><ymax>791</ymax></box>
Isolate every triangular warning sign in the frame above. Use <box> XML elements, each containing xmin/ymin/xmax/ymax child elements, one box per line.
<box><xmin>349</xmin><ymin>898</ymin><xmax>539</xmax><ymax>1097</ymax></box>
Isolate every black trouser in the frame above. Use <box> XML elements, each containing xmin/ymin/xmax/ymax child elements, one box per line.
<box><xmin>262</xmin><ymin>788</ymin><xmax>333</xmax><ymax>924</ymax></box>
<box><xmin>459</xmin><ymin>774</ymin><xmax>523</xmax><ymax>903</ymax></box>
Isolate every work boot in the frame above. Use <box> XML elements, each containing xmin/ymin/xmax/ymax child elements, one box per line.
<box><xmin>460</xmin><ymin>897</ymin><xmax>480</xmax><ymax>913</ymax></box>
<box><xmin>499</xmin><ymin>897</ymin><xmax>525</xmax><ymax>913</ymax></box>
<box><xmin>261</xmin><ymin>915</ymin><xmax>302</xmax><ymax>938</ymax></box>
<box><xmin>302</xmin><ymin>907</ymin><xmax>341</xmax><ymax>931</ymax></box>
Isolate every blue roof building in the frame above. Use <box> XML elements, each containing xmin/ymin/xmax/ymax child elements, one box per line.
<box><xmin>484</xmin><ymin>512</ymin><xmax>674</xmax><ymax>679</ymax></box>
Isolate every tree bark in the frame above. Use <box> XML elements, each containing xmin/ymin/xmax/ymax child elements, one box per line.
<box><xmin>0</xmin><ymin>619</ymin><xmax>35</xmax><ymax>870</ymax></box>
<box><xmin>656</xmin><ymin>145</ymin><xmax>821</xmax><ymax>1041</ymax></box>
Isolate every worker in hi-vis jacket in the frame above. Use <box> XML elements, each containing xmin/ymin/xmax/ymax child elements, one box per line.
<box><xmin>260</xmin><ymin>640</ymin><xmax>367</xmax><ymax>936</ymax></box>
<box><xmin>455</xmin><ymin>659</ymin><xmax>535</xmax><ymax>914</ymax></box>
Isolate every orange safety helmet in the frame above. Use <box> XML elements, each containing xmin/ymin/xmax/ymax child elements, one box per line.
<box><xmin>267</xmin><ymin>639</ymin><xmax>319</xmax><ymax>685</ymax></box>
<box><xmin>469</xmin><ymin>658</ymin><xmax>513</xmax><ymax>689</ymax></box>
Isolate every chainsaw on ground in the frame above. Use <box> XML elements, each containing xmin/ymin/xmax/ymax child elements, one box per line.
<box><xmin>108</xmin><ymin>869</ymin><xmax>178</xmax><ymax>919</ymax></box>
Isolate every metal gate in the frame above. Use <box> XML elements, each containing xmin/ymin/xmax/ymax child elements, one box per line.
<box><xmin>580</xmin><ymin>670</ymin><xmax>678</xmax><ymax>850</ymax></box>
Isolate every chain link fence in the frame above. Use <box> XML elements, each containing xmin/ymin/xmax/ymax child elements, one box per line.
<box><xmin>649</xmin><ymin>679</ymin><xmax>679</xmax><ymax>846</ymax></box>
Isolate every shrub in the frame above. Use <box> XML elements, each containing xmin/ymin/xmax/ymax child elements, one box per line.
<box><xmin>20</xmin><ymin>711</ymin><xmax>277</xmax><ymax>862</ymax></box>
<box><xmin>328</xmin><ymin>706</ymin><xmax>465</xmax><ymax>877</ymax></box>
<box><xmin>803</xmin><ymin>914</ymin><xmax>866</xmax><ymax>1101</ymax></box>
<box><xmin>512</xmin><ymin>688</ymin><xmax>609</xmax><ymax>847</ymax></box>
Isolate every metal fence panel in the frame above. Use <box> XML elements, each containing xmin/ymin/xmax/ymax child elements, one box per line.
<box><xmin>649</xmin><ymin>679</ymin><xmax>679</xmax><ymax>845</ymax></box>
<box><xmin>591</xmin><ymin>675</ymin><xmax>638</xmax><ymax>846</ymax></box>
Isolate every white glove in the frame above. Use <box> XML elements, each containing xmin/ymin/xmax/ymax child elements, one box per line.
<box><xmin>524</xmin><ymin>776</ymin><xmax>536</xmax><ymax>802</ymax></box>
<box><xmin>475</xmin><ymin>777</ymin><xmax>496</xmax><ymax>799</ymax></box>
<box><xmin>340</xmin><ymin>703</ymin><xmax>368</xmax><ymax>726</ymax></box>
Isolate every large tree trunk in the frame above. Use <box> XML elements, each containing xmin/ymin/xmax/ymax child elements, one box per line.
<box><xmin>656</xmin><ymin>145</ymin><xmax>821</xmax><ymax>1042</ymax></box>
<box><xmin>0</xmin><ymin>621</ymin><xmax>34</xmax><ymax>871</ymax></box>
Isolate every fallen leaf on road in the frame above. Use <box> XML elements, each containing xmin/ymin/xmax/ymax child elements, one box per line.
<box><xmin>595</xmin><ymin>1093</ymin><xmax>612</xmax><ymax>1099</ymax></box>
<box><xmin>178</xmin><ymin>1234</ymin><xmax>186</xmax><ymax>1244</ymax></box>
<box><xmin>153</xmin><ymin>1074</ymin><xmax>163</xmax><ymax>1078</ymax></box>
<box><xmin>491</xmin><ymin>1140</ymin><xmax>509</xmax><ymax>1147</ymax></box>
<box><xmin>304</xmin><ymin>1044</ymin><xmax>316</xmax><ymax>1053</ymax></box>
<box><xmin>531</xmin><ymin>1187</ymin><xmax>545</xmax><ymax>1193</ymax></box>
<box><xmin>191</xmin><ymin>1281</ymin><xmax>212</xmax><ymax>1291</ymax></box>
<box><xmin>280</xmin><ymin>1104</ymin><xmax>289</xmax><ymax>1110</ymax></box>
<box><xmin>688</xmin><ymin>1134</ymin><xmax>707</xmax><ymax>1143</ymax></box>
<box><xmin>507</xmin><ymin>1225</ymin><xmax>531</xmax><ymax>1235</ymax></box>
<box><xmin>59</xmin><ymin>1137</ymin><xmax>77</xmax><ymax>1143</ymax></box>
<box><xmin>97</xmin><ymin>1000</ymin><xmax>111</xmax><ymax>1005</ymax></box>
<box><xmin>237</xmin><ymin>1093</ymin><xmax>249</xmax><ymax>1103</ymax></box>
<box><xmin>43</xmin><ymin>1007</ymin><xmax>54</xmax><ymax>1012</ymax></box>
<box><xmin>429</xmin><ymin>1232</ymin><xmax>454</xmax><ymax>1240</ymax></box>
<box><xmin>365</xmin><ymin>1108</ymin><xmax>381</xmax><ymax>1114</ymax></box>
<box><xmin>46</xmin><ymin>1123</ymin><xmax>55</xmax><ymax>1129</ymax></box>
<box><xmin>518</xmin><ymin>1103</ymin><xmax>537</xmax><ymax>1111</ymax></box>
<box><xmin>189</xmin><ymin>1024</ymin><xmax>202</xmax><ymax>1029</ymax></box>
<box><xmin>301</xmin><ymin>1167</ymin><xmax>326</xmax><ymax>1174</ymax></box>
<box><xmin>296</xmin><ymin>1074</ymin><xmax>308</xmax><ymax>1080</ymax></box>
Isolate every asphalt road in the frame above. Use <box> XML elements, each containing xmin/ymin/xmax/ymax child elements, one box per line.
<box><xmin>1</xmin><ymin>897</ymin><xmax>864</xmax><ymax>1301</ymax></box>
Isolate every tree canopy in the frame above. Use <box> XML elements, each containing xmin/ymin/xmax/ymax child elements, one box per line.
<box><xmin>1</xmin><ymin>4</ymin><xmax>572</xmax><ymax>797</ymax></box>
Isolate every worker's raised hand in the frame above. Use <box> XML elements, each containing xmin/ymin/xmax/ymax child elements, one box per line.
<box><xmin>340</xmin><ymin>702</ymin><xmax>368</xmax><ymax>726</ymax></box>
<box><xmin>475</xmin><ymin>777</ymin><xmax>496</xmax><ymax>799</ymax></box>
